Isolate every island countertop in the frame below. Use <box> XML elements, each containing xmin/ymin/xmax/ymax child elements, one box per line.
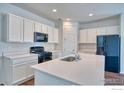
<box><xmin>32</xmin><ymin>53</ymin><xmax>105</xmax><ymax>85</ymax></box>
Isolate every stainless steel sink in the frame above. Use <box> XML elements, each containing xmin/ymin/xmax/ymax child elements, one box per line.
<box><xmin>61</xmin><ymin>56</ymin><xmax>76</xmax><ymax>62</ymax></box>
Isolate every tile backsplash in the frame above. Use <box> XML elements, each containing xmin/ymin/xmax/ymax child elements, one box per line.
<box><xmin>0</xmin><ymin>42</ymin><xmax>55</xmax><ymax>56</ymax></box>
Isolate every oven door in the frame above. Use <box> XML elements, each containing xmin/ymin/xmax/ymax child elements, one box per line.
<box><xmin>34</xmin><ymin>32</ymin><xmax>48</xmax><ymax>42</ymax></box>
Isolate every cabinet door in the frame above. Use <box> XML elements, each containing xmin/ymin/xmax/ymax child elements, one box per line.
<box><xmin>7</xmin><ymin>14</ymin><xmax>23</xmax><ymax>42</ymax></box>
<box><xmin>23</xmin><ymin>19</ymin><xmax>34</xmax><ymax>42</ymax></box>
<box><xmin>106</xmin><ymin>26</ymin><xmax>120</xmax><ymax>35</ymax></box>
<box><xmin>47</xmin><ymin>26</ymin><xmax>53</xmax><ymax>43</ymax></box>
<box><xmin>96</xmin><ymin>27</ymin><xmax>106</xmax><ymax>36</ymax></box>
<box><xmin>34</xmin><ymin>22</ymin><xmax>42</xmax><ymax>32</ymax></box>
<box><xmin>53</xmin><ymin>28</ymin><xmax>59</xmax><ymax>43</ymax></box>
<box><xmin>87</xmin><ymin>28</ymin><xmax>97</xmax><ymax>43</ymax></box>
<box><xmin>27</xmin><ymin>60</ymin><xmax>38</xmax><ymax>77</ymax></box>
<box><xmin>42</xmin><ymin>24</ymin><xmax>48</xmax><ymax>33</ymax></box>
<box><xmin>12</xmin><ymin>63</ymin><xmax>27</xmax><ymax>83</ymax></box>
<box><xmin>79</xmin><ymin>29</ymin><xmax>87</xmax><ymax>43</ymax></box>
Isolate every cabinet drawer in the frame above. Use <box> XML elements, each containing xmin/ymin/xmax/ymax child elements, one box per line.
<box><xmin>12</xmin><ymin>56</ymin><xmax>38</xmax><ymax>65</ymax></box>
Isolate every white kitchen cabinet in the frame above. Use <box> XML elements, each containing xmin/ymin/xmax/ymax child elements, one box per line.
<box><xmin>12</xmin><ymin>63</ymin><xmax>27</xmax><ymax>84</ymax></box>
<box><xmin>47</xmin><ymin>26</ymin><xmax>54</xmax><ymax>43</ymax></box>
<box><xmin>5</xmin><ymin>13</ymin><xmax>23</xmax><ymax>42</ymax></box>
<box><xmin>87</xmin><ymin>28</ymin><xmax>97</xmax><ymax>43</ymax></box>
<box><xmin>3</xmin><ymin>54</ymin><xmax>38</xmax><ymax>85</ymax></box>
<box><xmin>34</xmin><ymin>22</ymin><xmax>42</xmax><ymax>32</ymax></box>
<box><xmin>96</xmin><ymin>27</ymin><xmax>106</xmax><ymax>36</ymax></box>
<box><xmin>42</xmin><ymin>24</ymin><xmax>48</xmax><ymax>33</ymax></box>
<box><xmin>79</xmin><ymin>29</ymin><xmax>87</xmax><ymax>43</ymax></box>
<box><xmin>106</xmin><ymin>26</ymin><xmax>120</xmax><ymax>35</ymax></box>
<box><xmin>23</xmin><ymin>18</ymin><xmax>34</xmax><ymax>42</ymax></box>
<box><xmin>53</xmin><ymin>28</ymin><xmax>59</xmax><ymax>43</ymax></box>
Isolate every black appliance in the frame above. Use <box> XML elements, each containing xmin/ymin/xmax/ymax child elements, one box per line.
<box><xmin>30</xmin><ymin>46</ymin><xmax>52</xmax><ymax>63</ymax></box>
<box><xmin>96</xmin><ymin>35</ymin><xmax>120</xmax><ymax>73</ymax></box>
<box><xmin>34</xmin><ymin>32</ymin><xmax>48</xmax><ymax>42</ymax></box>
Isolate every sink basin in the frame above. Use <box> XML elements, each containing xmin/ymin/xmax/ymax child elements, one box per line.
<box><xmin>61</xmin><ymin>56</ymin><xmax>76</xmax><ymax>62</ymax></box>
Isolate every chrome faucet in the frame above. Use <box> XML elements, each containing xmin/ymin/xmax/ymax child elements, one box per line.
<box><xmin>72</xmin><ymin>50</ymin><xmax>80</xmax><ymax>60</ymax></box>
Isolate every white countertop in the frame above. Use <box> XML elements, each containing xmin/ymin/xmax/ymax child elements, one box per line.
<box><xmin>32</xmin><ymin>53</ymin><xmax>105</xmax><ymax>85</ymax></box>
<box><xmin>4</xmin><ymin>53</ymin><xmax>38</xmax><ymax>59</ymax></box>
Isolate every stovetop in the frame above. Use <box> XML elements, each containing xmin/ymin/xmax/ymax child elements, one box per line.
<box><xmin>30</xmin><ymin>46</ymin><xmax>52</xmax><ymax>55</ymax></box>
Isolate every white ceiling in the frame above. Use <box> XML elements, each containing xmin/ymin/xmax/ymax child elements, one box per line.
<box><xmin>12</xmin><ymin>3</ymin><xmax>124</xmax><ymax>23</ymax></box>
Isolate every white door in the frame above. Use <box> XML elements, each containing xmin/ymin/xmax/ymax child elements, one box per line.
<box><xmin>8</xmin><ymin>14</ymin><xmax>23</xmax><ymax>42</ymax></box>
<box><xmin>34</xmin><ymin>22</ymin><xmax>42</xmax><ymax>32</ymax></box>
<box><xmin>79</xmin><ymin>29</ymin><xmax>87</xmax><ymax>43</ymax></box>
<box><xmin>23</xmin><ymin>19</ymin><xmax>34</xmax><ymax>42</ymax></box>
<box><xmin>63</xmin><ymin>26</ymin><xmax>77</xmax><ymax>56</ymax></box>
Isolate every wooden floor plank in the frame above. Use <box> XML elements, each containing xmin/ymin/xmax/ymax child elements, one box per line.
<box><xmin>20</xmin><ymin>72</ymin><xmax>124</xmax><ymax>85</ymax></box>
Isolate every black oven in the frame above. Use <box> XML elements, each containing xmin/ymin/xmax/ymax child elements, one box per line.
<box><xmin>30</xmin><ymin>46</ymin><xmax>52</xmax><ymax>63</ymax></box>
<box><xmin>34</xmin><ymin>32</ymin><xmax>48</xmax><ymax>42</ymax></box>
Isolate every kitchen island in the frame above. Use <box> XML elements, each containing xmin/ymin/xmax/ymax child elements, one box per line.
<box><xmin>32</xmin><ymin>53</ymin><xmax>105</xmax><ymax>85</ymax></box>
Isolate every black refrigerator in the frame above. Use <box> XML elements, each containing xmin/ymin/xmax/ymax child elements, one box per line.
<box><xmin>96</xmin><ymin>35</ymin><xmax>120</xmax><ymax>73</ymax></box>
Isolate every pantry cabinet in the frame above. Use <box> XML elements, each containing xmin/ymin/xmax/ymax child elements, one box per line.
<box><xmin>23</xmin><ymin>19</ymin><xmax>34</xmax><ymax>42</ymax></box>
<box><xmin>5</xmin><ymin>13</ymin><xmax>23</xmax><ymax>42</ymax></box>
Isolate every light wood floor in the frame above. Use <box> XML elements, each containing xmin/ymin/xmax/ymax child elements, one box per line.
<box><xmin>20</xmin><ymin>72</ymin><xmax>124</xmax><ymax>85</ymax></box>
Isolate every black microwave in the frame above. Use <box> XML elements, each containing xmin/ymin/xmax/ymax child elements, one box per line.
<box><xmin>34</xmin><ymin>32</ymin><xmax>48</xmax><ymax>42</ymax></box>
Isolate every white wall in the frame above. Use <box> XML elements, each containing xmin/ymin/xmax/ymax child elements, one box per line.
<box><xmin>120</xmin><ymin>14</ymin><xmax>124</xmax><ymax>74</ymax></box>
<box><xmin>80</xmin><ymin>15</ymin><xmax>120</xmax><ymax>29</ymax></box>
<box><xmin>0</xmin><ymin>4</ymin><xmax>56</xmax><ymax>83</ymax></box>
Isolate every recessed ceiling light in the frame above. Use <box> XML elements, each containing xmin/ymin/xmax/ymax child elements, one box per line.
<box><xmin>89</xmin><ymin>13</ymin><xmax>94</xmax><ymax>17</ymax></box>
<box><xmin>52</xmin><ymin>9</ymin><xmax>57</xmax><ymax>12</ymax></box>
<box><xmin>66</xmin><ymin>18</ymin><xmax>70</xmax><ymax>21</ymax></box>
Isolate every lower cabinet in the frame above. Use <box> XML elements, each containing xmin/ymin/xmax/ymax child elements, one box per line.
<box><xmin>52</xmin><ymin>52</ymin><xmax>62</xmax><ymax>59</ymax></box>
<box><xmin>3</xmin><ymin>56</ymin><xmax>38</xmax><ymax>85</ymax></box>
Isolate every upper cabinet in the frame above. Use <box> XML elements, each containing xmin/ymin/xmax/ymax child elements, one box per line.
<box><xmin>79</xmin><ymin>26</ymin><xmax>120</xmax><ymax>44</ymax></box>
<box><xmin>5</xmin><ymin>13</ymin><xmax>23</xmax><ymax>42</ymax></box>
<box><xmin>4</xmin><ymin>13</ymin><xmax>59</xmax><ymax>43</ymax></box>
<box><xmin>23</xmin><ymin>19</ymin><xmax>34</xmax><ymax>42</ymax></box>
<box><xmin>34</xmin><ymin>22</ymin><xmax>42</xmax><ymax>33</ymax></box>
<box><xmin>79</xmin><ymin>29</ymin><xmax>87</xmax><ymax>43</ymax></box>
<box><xmin>47</xmin><ymin>26</ymin><xmax>53</xmax><ymax>43</ymax></box>
<box><xmin>47</xmin><ymin>26</ymin><xmax>59</xmax><ymax>43</ymax></box>
<box><xmin>42</xmin><ymin>24</ymin><xmax>48</xmax><ymax>33</ymax></box>
<box><xmin>87</xmin><ymin>28</ymin><xmax>97</xmax><ymax>43</ymax></box>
